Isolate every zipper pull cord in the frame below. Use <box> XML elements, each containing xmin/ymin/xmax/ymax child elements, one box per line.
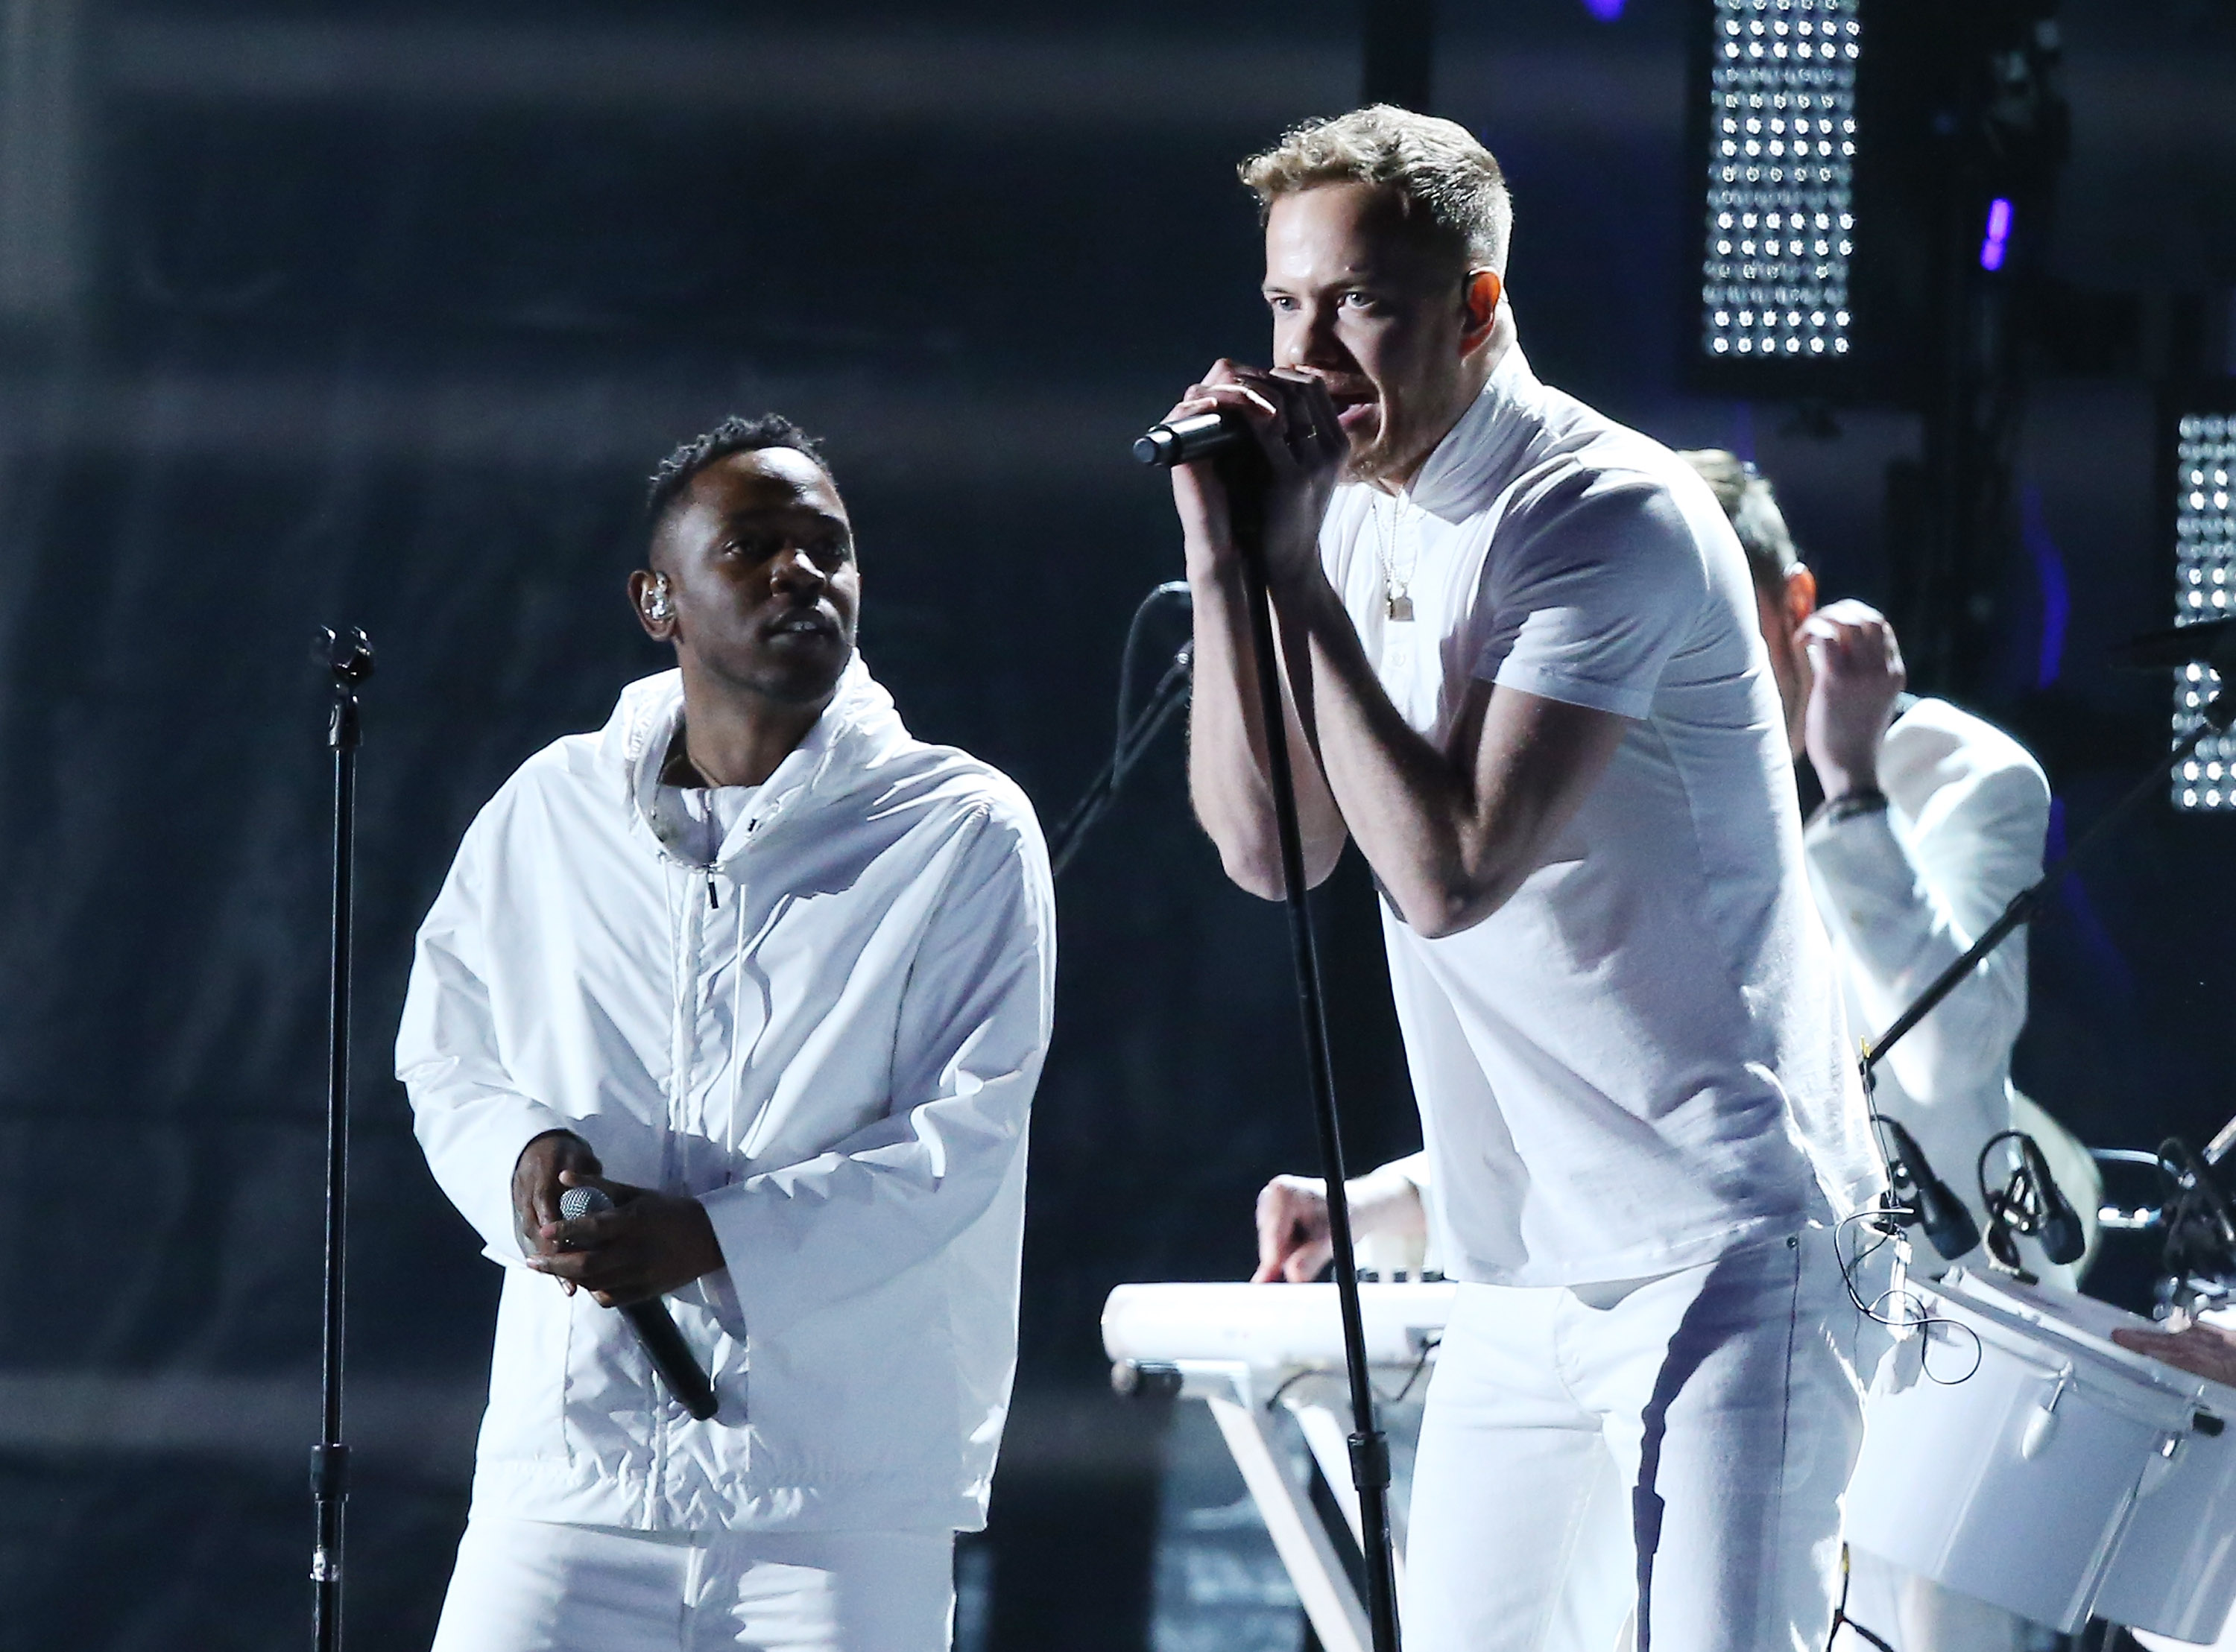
<box><xmin>705</xmin><ymin>814</ymin><xmax>759</xmax><ymax>908</ymax></box>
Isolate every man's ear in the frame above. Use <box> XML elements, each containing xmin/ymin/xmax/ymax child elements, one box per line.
<box><xmin>629</xmin><ymin>568</ymin><xmax>677</xmax><ymax>643</ymax></box>
<box><xmin>1784</xmin><ymin>563</ymin><xmax>1817</xmax><ymax>632</ymax></box>
<box><xmin>1459</xmin><ymin>268</ymin><xmax>1503</xmax><ymax>356</ymax></box>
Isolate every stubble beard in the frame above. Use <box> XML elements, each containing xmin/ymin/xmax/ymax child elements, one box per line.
<box><xmin>1339</xmin><ymin>406</ymin><xmax>1425</xmax><ymax>491</ymax></box>
<box><xmin>690</xmin><ymin>632</ymin><xmax>855</xmax><ymax>710</ymax></box>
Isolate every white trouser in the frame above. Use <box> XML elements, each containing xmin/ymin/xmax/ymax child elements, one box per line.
<box><xmin>1403</xmin><ymin>1228</ymin><xmax>1866</xmax><ymax>1652</ymax></box>
<box><xmin>429</xmin><ymin>1516</ymin><xmax>955</xmax><ymax>1652</ymax></box>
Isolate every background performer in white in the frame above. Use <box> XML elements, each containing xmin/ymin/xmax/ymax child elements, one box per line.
<box><xmin>398</xmin><ymin>414</ymin><xmax>1055</xmax><ymax>1652</ymax></box>
<box><xmin>1171</xmin><ymin>107</ymin><xmax>1882</xmax><ymax>1652</ymax></box>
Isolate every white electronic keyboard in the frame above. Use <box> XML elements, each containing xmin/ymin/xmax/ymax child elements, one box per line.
<box><xmin>1103</xmin><ymin>1281</ymin><xmax>1453</xmax><ymax>1652</ymax></box>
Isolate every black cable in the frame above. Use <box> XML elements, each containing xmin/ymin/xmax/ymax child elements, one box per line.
<box><xmin>1835</xmin><ymin>1210</ymin><xmax>1982</xmax><ymax>1386</ymax></box>
<box><xmin>1825</xmin><ymin>1543</ymin><xmax>1900</xmax><ymax>1652</ymax></box>
<box><xmin>1377</xmin><ymin>1333</ymin><xmax>1439</xmax><ymax>1405</ymax></box>
<box><xmin>1262</xmin><ymin>1332</ymin><xmax>1438</xmax><ymax>1416</ymax></box>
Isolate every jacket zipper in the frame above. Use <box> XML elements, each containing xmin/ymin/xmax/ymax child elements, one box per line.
<box><xmin>654</xmin><ymin>864</ymin><xmax>706</xmax><ymax>1526</ymax></box>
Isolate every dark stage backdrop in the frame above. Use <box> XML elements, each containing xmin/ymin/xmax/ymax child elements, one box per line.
<box><xmin>0</xmin><ymin>2</ymin><xmax>2229</xmax><ymax>1648</ymax></box>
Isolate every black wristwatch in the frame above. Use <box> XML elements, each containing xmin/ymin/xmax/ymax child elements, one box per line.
<box><xmin>1816</xmin><ymin>787</ymin><xmax>1889</xmax><ymax>826</ymax></box>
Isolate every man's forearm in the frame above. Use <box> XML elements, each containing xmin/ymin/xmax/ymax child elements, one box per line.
<box><xmin>1348</xmin><ymin>1159</ymin><xmax>1430</xmax><ymax>1238</ymax></box>
<box><xmin>1186</xmin><ymin>557</ymin><xmax>1346</xmax><ymax>896</ymax></box>
<box><xmin>1279</xmin><ymin>575</ymin><xmax>1629</xmax><ymax>940</ymax></box>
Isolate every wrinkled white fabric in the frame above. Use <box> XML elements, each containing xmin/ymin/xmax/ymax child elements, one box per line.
<box><xmin>431</xmin><ymin>1517</ymin><xmax>954</xmax><ymax>1652</ymax></box>
<box><xmin>1403</xmin><ymin>1229</ymin><xmax>1864</xmax><ymax>1652</ymax></box>
<box><xmin>399</xmin><ymin>658</ymin><xmax>1055</xmax><ymax>1534</ymax></box>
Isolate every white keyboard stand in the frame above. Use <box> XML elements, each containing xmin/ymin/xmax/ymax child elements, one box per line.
<box><xmin>1104</xmin><ymin>1280</ymin><xmax>1452</xmax><ymax>1652</ymax></box>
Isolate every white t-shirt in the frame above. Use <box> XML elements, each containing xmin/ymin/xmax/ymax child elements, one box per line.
<box><xmin>1321</xmin><ymin>346</ymin><xmax>1880</xmax><ymax>1288</ymax></box>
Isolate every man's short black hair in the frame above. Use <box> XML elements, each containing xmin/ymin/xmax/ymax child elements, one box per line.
<box><xmin>645</xmin><ymin>413</ymin><xmax>833</xmax><ymax>543</ymax></box>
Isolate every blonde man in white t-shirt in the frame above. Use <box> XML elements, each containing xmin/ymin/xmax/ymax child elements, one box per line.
<box><xmin>1169</xmin><ymin>107</ymin><xmax>1881</xmax><ymax>1652</ymax></box>
<box><xmin>1265</xmin><ymin>450</ymin><xmax>2096</xmax><ymax>1652</ymax></box>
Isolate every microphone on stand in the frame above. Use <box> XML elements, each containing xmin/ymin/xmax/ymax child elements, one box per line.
<box><xmin>2021</xmin><ymin>1136</ymin><xmax>2087</xmax><ymax>1267</ymax></box>
<box><xmin>1876</xmin><ymin>1117</ymin><xmax>1981</xmax><ymax>1261</ymax></box>
<box><xmin>1134</xmin><ymin>411</ymin><xmax>1249</xmax><ymax>468</ymax></box>
<box><xmin>558</xmin><ymin>1185</ymin><xmax>719</xmax><ymax>1421</ymax></box>
<box><xmin>1980</xmin><ymin>1130</ymin><xmax>2088</xmax><ymax>1272</ymax></box>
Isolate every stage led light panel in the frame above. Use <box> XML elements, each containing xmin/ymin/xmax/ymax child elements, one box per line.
<box><xmin>1700</xmin><ymin>0</ymin><xmax>1860</xmax><ymax>364</ymax></box>
<box><xmin>2175</xmin><ymin>411</ymin><xmax>2236</xmax><ymax>813</ymax></box>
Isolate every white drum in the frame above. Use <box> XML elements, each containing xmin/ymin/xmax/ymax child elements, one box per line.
<box><xmin>1845</xmin><ymin>1268</ymin><xmax>2236</xmax><ymax>1637</ymax></box>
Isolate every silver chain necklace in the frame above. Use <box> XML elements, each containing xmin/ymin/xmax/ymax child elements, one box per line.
<box><xmin>1374</xmin><ymin>491</ymin><xmax>1417</xmax><ymax>622</ymax></box>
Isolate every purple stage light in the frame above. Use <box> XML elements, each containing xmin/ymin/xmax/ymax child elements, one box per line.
<box><xmin>1582</xmin><ymin>0</ymin><xmax>1625</xmax><ymax>19</ymax></box>
<box><xmin>2020</xmin><ymin>484</ymin><xmax>2068</xmax><ymax>690</ymax></box>
<box><xmin>1979</xmin><ymin>197</ymin><xmax>2012</xmax><ymax>271</ymax></box>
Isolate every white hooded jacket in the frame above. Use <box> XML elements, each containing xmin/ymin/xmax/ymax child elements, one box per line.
<box><xmin>397</xmin><ymin>658</ymin><xmax>1055</xmax><ymax>1534</ymax></box>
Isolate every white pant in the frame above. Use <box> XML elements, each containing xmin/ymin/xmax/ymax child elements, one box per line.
<box><xmin>1403</xmin><ymin>1229</ymin><xmax>1866</xmax><ymax>1652</ymax></box>
<box><xmin>429</xmin><ymin>1516</ymin><xmax>955</xmax><ymax>1652</ymax></box>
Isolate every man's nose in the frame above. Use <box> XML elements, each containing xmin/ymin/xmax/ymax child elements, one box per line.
<box><xmin>768</xmin><ymin>545</ymin><xmax>826</xmax><ymax>592</ymax></box>
<box><xmin>1281</xmin><ymin>302</ymin><xmax>1349</xmax><ymax>372</ymax></box>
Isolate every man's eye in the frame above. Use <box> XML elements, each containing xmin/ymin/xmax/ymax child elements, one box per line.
<box><xmin>1266</xmin><ymin>295</ymin><xmax>1298</xmax><ymax>312</ymax></box>
<box><xmin>1342</xmin><ymin>292</ymin><xmax>1379</xmax><ymax>311</ymax></box>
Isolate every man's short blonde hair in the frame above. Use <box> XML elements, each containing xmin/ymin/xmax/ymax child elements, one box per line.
<box><xmin>1239</xmin><ymin>105</ymin><xmax>1513</xmax><ymax>275</ymax></box>
<box><xmin>1681</xmin><ymin>449</ymin><xmax>1801</xmax><ymax>595</ymax></box>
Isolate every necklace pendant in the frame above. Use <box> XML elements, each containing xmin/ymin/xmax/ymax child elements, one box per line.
<box><xmin>1386</xmin><ymin>590</ymin><xmax>1414</xmax><ymax>623</ymax></box>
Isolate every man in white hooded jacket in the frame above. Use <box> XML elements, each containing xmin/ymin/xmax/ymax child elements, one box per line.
<box><xmin>399</xmin><ymin>414</ymin><xmax>1055</xmax><ymax>1652</ymax></box>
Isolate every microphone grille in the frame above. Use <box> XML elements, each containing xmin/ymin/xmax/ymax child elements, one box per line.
<box><xmin>558</xmin><ymin>1186</ymin><xmax>614</xmax><ymax>1222</ymax></box>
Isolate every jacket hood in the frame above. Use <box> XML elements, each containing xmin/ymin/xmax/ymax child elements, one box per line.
<box><xmin>598</xmin><ymin>653</ymin><xmax>912</xmax><ymax>861</ymax></box>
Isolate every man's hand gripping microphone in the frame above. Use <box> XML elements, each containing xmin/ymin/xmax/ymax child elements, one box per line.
<box><xmin>558</xmin><ymin>1184</ymin><xmax>720</xmax><ymax>1421</ymax></box>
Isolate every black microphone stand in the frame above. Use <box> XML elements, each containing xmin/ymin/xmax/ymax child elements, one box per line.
<box><xmin>1859</xmin><ymin>683</ymin><xmax>2236</xmax><ymax>1246</ymax></box>
<box><xmin>1049</xmin><ymin>584</ymin><xmax>1193</xmax><ymax>880</ymax></box>
<box><xmin>312</xmin><ymin>627</ymin><xmax>373</xmax><ymax>1652</ymax></box>
<box><xmin>1219</xmin><ymin>455</ymin><xmax>1402</xmax><ymax>1652</ymax></box>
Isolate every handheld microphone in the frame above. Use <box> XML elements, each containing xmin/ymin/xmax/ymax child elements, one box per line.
<box><xmin>1134</xmin><ymin>411</ymin><xmax>1248</xmax><ymax>468</ymax></box>
<box><xmin>1877</xmin><ymin>1117</ymin><xmax>1982</xmax><ymax>1261</ymax></box>
<box><xmin>2020</xmin><ymin>1136</ymin><xmax>2086</xmax><ymax>1267</ymax></box>
<box><xmin>558</xmin><ymin>1185</ymin><xmax>719</xmax><ymax>1421</ymax></box>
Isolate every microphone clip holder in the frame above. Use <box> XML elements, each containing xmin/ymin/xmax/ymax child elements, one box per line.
<box><xmin>1975</xmin><ymin>1130</ymin><xmax>2083</xmax><ymax>1281</ymax></box>
<box><xmin>2157</xmin><ymin>1138</ymin><xmax>2236</xmax><ymax>1320</ymax></box>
